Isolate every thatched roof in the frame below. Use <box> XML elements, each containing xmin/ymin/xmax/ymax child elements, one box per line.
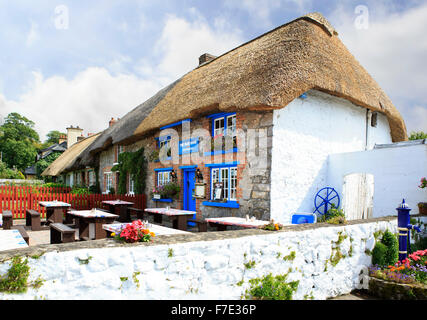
<box><xmin>41</xmin><ymin>133</ymin><xmax>101</xmax><ymax>176</ymax></box>
<box><xmin>132</xmin><ymin>12</ymin><xmax>407</xmax><ymax>142</ymax></box>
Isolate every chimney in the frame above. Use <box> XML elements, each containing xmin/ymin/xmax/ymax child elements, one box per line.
<box><xmin>58</xmin><ymin>134</ymin><xmax>67</xmax><ymax>145</ymax></box>
<box><xmin>109</xmin><ymin>117</ymin><xmax>118</xmax><ymax>127</ymax></box>
<box><xmin>66</xmin><ymin>125</ymin><xmax>84</xmax><ymax>148</ymax></box>
<box><xmin>199</xmin><ymin>53</ymin><xmax>217</xmax><ymax>66</ymax></box>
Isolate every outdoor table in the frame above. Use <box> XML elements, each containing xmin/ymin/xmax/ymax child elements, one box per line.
<box><xmin>103</xmin><ymin>222</ymin><xmax>191</xmax><ymax>237</ymax></box>
<box><xmin>0</xmin><ymin>229</ymin><xmax>29</xmax><ymax>251</ymax></box>
<box><xmin>102</xmin><ymin>200</ymin><xmax>134</xmax><ymax>222</ymax></box>
<box><xmin>39</xmin><ymin>201</ymin><xmax>71</xmax><ymax>225</ymax></box>
<box><xmin>67</xmin><ymin>209</ymin><xmax>119</xmax><ymax>240</ymax></box>
<box><xmin>144</xmin><ymin>208</ymin><xmax>196</xmax><ymax>231</ymax></box>
<box><xmin>205</xmin><ymin>217</ymin><xmax>270</xmax><ymax>231</ymax></box>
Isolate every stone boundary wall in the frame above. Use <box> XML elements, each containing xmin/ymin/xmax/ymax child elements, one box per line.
<box><xmin>0</xmin><ymin>217</ymin><xmax>397</xmax><ymax>300</ymax></box>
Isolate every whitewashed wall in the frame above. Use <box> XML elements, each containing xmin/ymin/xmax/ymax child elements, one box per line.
<box><xmin>328</xmin><ymin>144</ymin><xmax>427</xmax><ymax>217</ymax></box>
<box><xmin>0</xmin><ymin>219</ymin><xmax>396</xmax><ymax>300</ymax></box>
<box><xmin>270</xmin><ymin>90</ymin><xmax>392</xmax><ymax>223</ymax></box>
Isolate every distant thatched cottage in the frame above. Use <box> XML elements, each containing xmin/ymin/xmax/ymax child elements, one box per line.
<box><xmin>44</xmin><ymin>13</ymin><xmax>408</xmax><ymax>223</ymax></box>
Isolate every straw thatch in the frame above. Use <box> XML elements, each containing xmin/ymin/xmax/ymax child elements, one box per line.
<box><xmin>132</xmin><ymin>12</ymin><xmax>407</xmax><ymax>142</ymax></box>
<box><xmin>41</xmin><ymin>133</ymin><xmax>101</xmax><ymax>176</ymax></box>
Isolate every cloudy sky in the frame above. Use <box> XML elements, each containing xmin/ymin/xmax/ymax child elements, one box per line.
<box><xmin>0</xmin><ymin>0</ymin><xmax>426</xmax><ymax>141</ymax></box>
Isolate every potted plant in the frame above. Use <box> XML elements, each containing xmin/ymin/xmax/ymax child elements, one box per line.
<box><xmin>161</xmin><ymin>182</ymin><xmax>180</xmax><ymax>199</ymax></box>
<box><xmin>418</xmin><ymin>177</ymin><xmax>427</xmax><ymax>216</ymax></box>
<box><xmin>151</xmin><ymin>185</ymin><xmax>164</xmax><ymax>199</ymax></box>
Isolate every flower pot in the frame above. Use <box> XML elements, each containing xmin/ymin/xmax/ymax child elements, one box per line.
<box><xmin>418</xmin><ymin>203</ymin><xmax>427</xmax><ymax>216</ymax></box>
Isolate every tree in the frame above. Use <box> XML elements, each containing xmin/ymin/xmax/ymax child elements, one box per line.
<box><xmin>0</xmin><ymin>113</ymin><xmax>40</xmax><ymax>171</ymax></box>
<box><xmin>35</xmin><ymin>152</ymin><xmax>62</xmax><ymax>179</ymax></box>
<box><xmin>46</xmin><ymin>130</ymin><xmax>65</xmax><ymax>144</ymax></box>
<box><xmin>408</xmin><ymin>131</ymin><xmax>427</xmax><ymax>140</ymax></box>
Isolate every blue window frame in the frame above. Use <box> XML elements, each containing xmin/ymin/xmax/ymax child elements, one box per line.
<box><xmin>155</xmin><ymin>136</ymin><xmax>171</xmax><ymax>160</ymax></box>
<box><xmin>205</xmin><ymin>113</ymin><xmax>237</xmax><ymax>155</ymax></box>
<box><xmin>202</xmin><ymin>162</ymin><xmax>239</xmax><ymax>208</ymax></box>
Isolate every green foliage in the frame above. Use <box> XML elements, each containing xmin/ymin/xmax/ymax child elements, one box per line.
<box><xmin>115</xmin><ymin>148</ymin><xmax>147</xmax><ymax>195</ymax></box>
<box><xmin>168</xmin><ymin>248</ymin><xmax>174</xmax><ymax>258</ymax></box>
<box><xmin>244</xmin><ymin>260</ymin><xmax>256</xmax><ymax>269</ymax></box>
<box><xmin>283</xmin><ymin>251</ymin><xmax>296</xmax><ymax>262</ymax></box>
<box><xmin>70</xmin><ymin>185</ymin><xmax>90</xmax><ymax>195</ymax></box>
<box><xmin>161</xmin><ymin>182</ymin><xmax>181</xmax><ymax>199</ymax></box>
<box><xmin>0</xmin><ymin>161</ymin><xmax>25</xmax><ymax>179</ymax></box>
<box><xmin>244</xmin><ymin>273</ymin><xmax>299</xmax><ymax>300</ymax></box>
<box><xmin>35</xmin><ymin>152</ymin><xmax>62</xmax><ymax>179</ymax></box>
<box><xmin>42</xmin><ymin>182</ymin><xmax>67</xmax><ymax>188</ymax></box>
<box><xmin>45</xmin><ymin>131</ymin><xmax>66</xmax><ymax>145</ymax></box>
<box><xmin>408</xmin><ymin>131</ymin><xmax>427</xmax><ymax>141</ymax></box>
<box><xmin>0</xmin><ymin>113</ymin><xmax>40</xmax><ymax>171</ymax></box>
<box><xmin>318</xmin><ymin>204</ymin><xmax>347</xmax><ymax>224</ymax></box>
<box><xmin>372</xmin><ymin>242</ymin><xmax>388</xmax><ymax>266</ymax></box>
<box><xmin>0</xmin><ymin>257</ymin><xmax>30</xmax><ymax>293</ymax></box>
<box><xmin>382</xmin><ymin>231</ymin><xmax>399</xmax><ymax>266</ymax></box>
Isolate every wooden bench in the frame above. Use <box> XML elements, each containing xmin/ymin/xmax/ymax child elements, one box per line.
<box><xmin>11</xmin><ymin>225</ymin><xmax>30</xmax><ymax>245</ymax></box>
<box><xmin>128</xmin><ymin>207</ymin><xmax>146</xmax><ymax>221</ymax></box>
<box><xmin>26</xmin><ymin>209</ymin><xmax>43</xmax><ymax>231</ymax></box>
<box><xmin>2</xmin><ymin>211</ymin><xmax>13</xmax><ymax>230</ymax></box>
<box><xmin>188</xmin><ymin>218</ymin><xmax>208</xmax><ymax>232</ymax></box>
<box><xmin>50</xmin><ymin>223</ymin><xmax>76</xmax><ymax>244</ymax></box>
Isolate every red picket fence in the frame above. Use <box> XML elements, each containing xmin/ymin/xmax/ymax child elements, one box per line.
<box><xmin>0</xmin><ymin>186</ymin><xmax>146</xmax><ymax>219</ymax></box>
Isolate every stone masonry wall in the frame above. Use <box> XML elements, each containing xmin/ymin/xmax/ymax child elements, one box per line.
<box><xmin>0</xmin><ymin>217</ymin><xmax>397</xmax><ymax>300</ymax></box>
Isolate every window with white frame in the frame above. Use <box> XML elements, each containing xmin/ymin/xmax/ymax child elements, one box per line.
<box><xmin>211</xmin><ymin>113</ymin><xmax>237</xmax><ymax>148</ymax></box>
<box><xmin>210</xmin><ymin>166</ymin><xmax>237</xmax><ymax>201</ymax></box>
<box><xmin>128</xmin><ymin>174</ymin><xmax>135</xmax><ymax>195</ymax></box>
<box><xmin>158</xmin><ymin>137</ymin><xmax>171</xmax><ymax>159</ymax></box>
<box><xmin>213</xmin><ymin>117</ymin><xmax>225</xmax><ymax>137</ymax></box>
<box><xmin>104</xmin><ymin>172</ymin><xmax>113</xmax><ymax>193</ymax></box>
<box><xmin>88</xmin><ymin>170</ymin><xmax>95</xmax><ymax>186</ymax></box>
<box><xmin>157</xmin><ymin>170</ymin><xmax>171</xmax><ymax>186</ymax></box>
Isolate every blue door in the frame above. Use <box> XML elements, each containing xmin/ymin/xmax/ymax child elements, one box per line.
<box><xmin>183</xmin><ymin>169</ymin><xmax>196</xmax><ymax>226</ymax></box>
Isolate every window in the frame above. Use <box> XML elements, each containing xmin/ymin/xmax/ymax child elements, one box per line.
<box><xmin>209</xmin><ymin>113</ymin><xmax>237</xmax><ymax>151</ymax></box>
<box><xmin>157</xmin><ymin>170</ymin><xmax>171</xmax><ymax>186</ymax></box>
<box><xmin>210</xmin><ymin>166</ymin><xmax>237</xmax><ymax>201</ymax></box>
<box><xmin>88</xmin><ymin>170</ymin><xmax>95</xmax><ymax>186</ymax></box>
<box><xmin>128</xmin><ymin>174</ymin><xmax>135</xmax><ymax>195</ymax></box>
<box><xmin>157</xmin><ymin>136</ymin><xmax>171</xmax><ymax>159</ymax></box>
<box><xmin>104</xmin><ymin>172</ymin><xmax>113</xmax><ymax>193</ymax></box>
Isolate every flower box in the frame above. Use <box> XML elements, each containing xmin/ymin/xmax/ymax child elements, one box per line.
<box><xmin>418</xmin><ymin>202</ymin><xmax>427</xmax><ymax>216</ymax></box>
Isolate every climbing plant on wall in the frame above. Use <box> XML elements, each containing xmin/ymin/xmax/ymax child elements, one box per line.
<box><xmin>112</xmin><ymin>147</ymin><xmax>147</xmax><ymax>195</ymax></box>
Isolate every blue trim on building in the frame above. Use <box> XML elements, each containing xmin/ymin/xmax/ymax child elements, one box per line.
<box><xmin>160</xmin><ymin>119</ymin><xmax>192</xmax><ymax>130</ymax></box>
<box><xmin>205</xmin><ymin>161</ymin><xmax>239</xmax><ymax>168</ymax></box>
<box><xmin>154</xmin><ymin>167</ymin><xmax>173</xmax><ymax>172</ymax></box>
<box><xmin>179</xmin><ymin>165</ymin><xmax>198</xmax><ymax>170</ymax></box>
<box><xmin>152</xmin><ymin>198</ymin><xmax>173</xmax><ymax>203</ymax></box>
<box><xmin>202</xmin><ymin>201</ymin><xmax>240</xmax><ymax>208</ymax></box>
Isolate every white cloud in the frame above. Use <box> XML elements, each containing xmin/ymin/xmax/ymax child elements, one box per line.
<box><xmin>1</xmin><ymin>12</ymin><xmax>244</xmax><ymax>141</ymax></box>
<box><xmin>136</xmin><ymin>12</ymin><xmax>243</xmax><ymax>83</ymax></box>
<box><xmin>26</xmin><ymin>21</ymin><xmax>39</xmax><ymax>47</ymax></box>
<box><xmin>0</xmin><ymin>68</ymin><xmax>162</xmax><ymax>141</ymax></box>
<box><xmin>330</xmin><ymin>3</ymin><xmax>427</xmax><ymax>132</ymax></box>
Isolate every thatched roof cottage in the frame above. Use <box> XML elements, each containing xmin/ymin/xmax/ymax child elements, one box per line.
<box><xmin>46</xmin><ymin>13</ymin><xmax>407</xmax><ymax>223</ymax></box>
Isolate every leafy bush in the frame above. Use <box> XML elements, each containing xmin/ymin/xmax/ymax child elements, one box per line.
<box><xmin>382</xmin><ymin>230</ymin><xmax>399</xmax><ymax>266</ymax></box>
<box><xmin>70</xmin><ymin>186</ymin><xmax>89</xmax><ymax>195</ymax></box>
<box><xmin>244</xmin><ymin>273</ymin><xmax>299</xmax><ymax>300</ymax></box>
<box><xmin>42</xmin><ymin>182</ymin><xmax>67</xmax><ymax>188</ymax></box>
<box><xmin>318</xmin><ymin>204</ymin><xmax>347</xmax><ymax>224</ymax></box>
<box><xmin>372</xmin><ymin>242</ymin><xmax>388</xmax><ymax>266</ymax></box>
<box><xmin>161</xmin><ymin>182</ymin><xmax>180</xmax><ymax>199</ymax></box>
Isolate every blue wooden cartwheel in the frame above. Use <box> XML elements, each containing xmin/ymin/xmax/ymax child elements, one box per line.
<box><xmin>314</xmin><ymin>187</ymin><xmax>340</xmax><ymax>216</ymax></box>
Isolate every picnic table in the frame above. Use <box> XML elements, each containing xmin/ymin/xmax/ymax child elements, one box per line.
<box><xmin>67</xmin><ymin>209</ymin><xmax>119</xmax><ymax>240</ymax></box>
<box><xmin>102</xmin><ymin>200</ymin><xmax>134</xmax><ymax>222</ymax></box>
<box><xmin>0</xmin><ymin>229</ymin><xmax>29</xmax><ymax>251</ymax></box>
<box><xmin>103</xmin><ymin>222</ymin><xmax>191</xmax><ymax>237</ymax></box>
<box><xmin>144</xmin><ymin>208</ymin><xmax>196</xmax><ymax>231</ymax></box>
<box><xmin>39</xmin><ymin>201</ymin><xmax>71</xmax><ymax>224</ymax></box>
<box><xmin>205</xmin><ymin>217</ymin><xmax>270</xmax><ymax>231</ymax></box>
